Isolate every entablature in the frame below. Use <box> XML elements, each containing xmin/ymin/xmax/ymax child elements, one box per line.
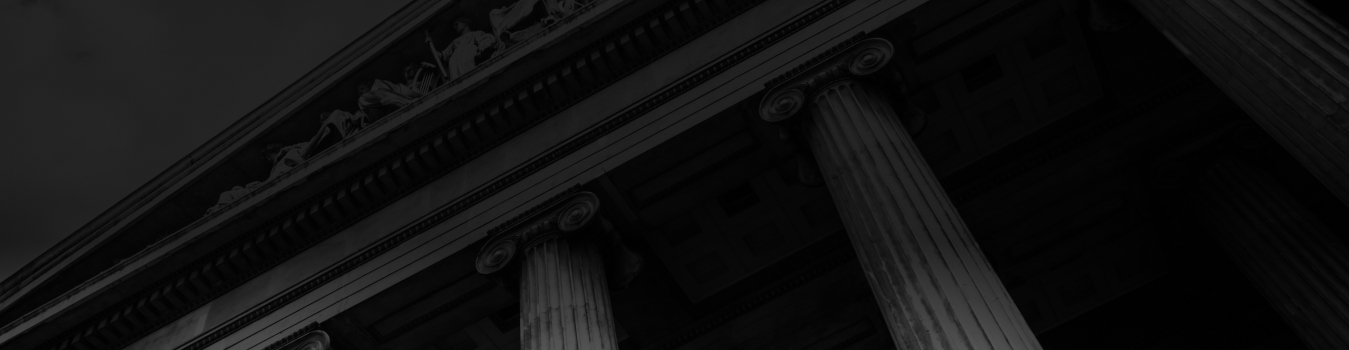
<box><xmin>0</xmin><ymin>0</ymin><xmax>823</xmax><ymax>349</ymax></box>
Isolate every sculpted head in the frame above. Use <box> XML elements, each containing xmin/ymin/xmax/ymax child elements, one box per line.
<box><xmin>454</xmin><ymin>18</ymin><xmax>470</xmax><ymax>34</ymax></box>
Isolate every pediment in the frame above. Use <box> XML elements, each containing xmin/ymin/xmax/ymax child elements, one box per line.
<box><xmin>0</xmin><ymin>0</ymin><xmax>780</xmax><ymax>348</ymax></box>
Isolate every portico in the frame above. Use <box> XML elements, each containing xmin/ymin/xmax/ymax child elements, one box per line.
<box><xmin>1</xmin><ymin>0</ymin><xmax>1347</xmax><ymax>350</ymax></box>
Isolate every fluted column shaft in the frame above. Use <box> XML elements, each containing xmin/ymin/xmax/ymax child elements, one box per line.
<box><xmin>761</xmin><ymin>38</ymin><xmax>1041</xmax><ymax>350</ymax></box>
<box><xmin>808</xmin><ymin>78</ymin><xmax>1039</xmax><ymax>350</ymax></box>
<box><xmin>1195</xmin><ymin>157</ymin><xmax>1349</xmax><ymax>350</ymax></box>
<box><xmin>476</xmin><ymin>191</ymin><xmax>636</xmax><ymax>350</ymax></box>
<box><xmin>1128</xmin><ymin>0</ymin><xmax>1349</xmax><ymax>206</ymax></box>
<box><xmin>519</xmin><ymin>237</ymin><xmax>619</xmax><ymax>350</ymax></box>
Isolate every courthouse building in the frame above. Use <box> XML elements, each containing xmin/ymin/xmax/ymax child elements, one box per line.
<box><xmin>3</xmin><ymin>0</ymin><xmax>1349</xmax><ymax>349</ymax></box>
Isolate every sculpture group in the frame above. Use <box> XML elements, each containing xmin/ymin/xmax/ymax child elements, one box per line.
<box><xmin>206</xmin><ymin>0</ymin><xmax>593</xmax><ymax>215</ymax></box>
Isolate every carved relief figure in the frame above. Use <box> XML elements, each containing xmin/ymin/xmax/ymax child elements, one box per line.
<box><xmin>358</xmin><ymin>64</ymin><xmax>443</xmax><ymax>112</ymax></box>
<box><xmin>207</xmin><ymin>3</ymin><xmax>598</xmax><ymax>217</ymax></box>
<box><xmin>489</xmin><ymin>0</ymin><xmax>585</xmax><ymax>41</ymax></box>
<box><xmin>358</xmin><ymin>80</ymin><xmax>415</xmax><ymax>110</ymax></box>
<box><xmin>306</xmin><ymin>110</ymin><xmax>368</xmax><ymax>154</ymax></box>
<box><xmin>266</xmin><ymin>142</ymin><xmax>310</xmax><ymax>182</ymax></box>
<box><xmin>402</xmin><ymin>63</ymin><xmax>443</xmax><ymax>97</ymax></box>
<box><xmin>428</xmin><ymin>18</ymin><xmax>499</xmax><ymax>81</ymax></box>
<box><xmin>205</xmin><ymin>140</ymin><xmax>307</xmax><ymax>216</ymax></box>
<box><xmin>206</xmin><ymin>181</ymin><xmax>263</xmax><ymax>214</ymax></box>
<box><xmin>542</xmin><ymin>0</ymin><xmax>585</xmax><ymax>22</ymax></box>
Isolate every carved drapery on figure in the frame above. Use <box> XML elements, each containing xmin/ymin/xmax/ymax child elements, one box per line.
<box><xmin>266</xmin><ymin>142</ymin><xmax>311</xmax><ymax>182</ymax></box>
<box><xmin>476</xmin><ymin>190</ymin><xmax>641</xmax><ymax>350</ymax></box>
<box><xmin>308</xmin><ymin>110</ymin><xmax>369</xmax><ymax>152</ymax></box>
<box><xmin>759</xmin><ymin>36</ymin><xmax>1042</xmax><ymax>350</ymax></box>
<box><xmin>430</xmin><ymin>19</ymin><xmax>500</xmax><ymax>81</ymax></box>
<box><xmin>206</xmin><ymin>181</ymin><xmax>263</xmax><ymax>215</ymax></box>
<box><xmin>359</xmin><ymin>80</ymin><xmax>415</xmax><ymax>110</ymax></box>
<box><xmin>490</xmin><ymin>0</ymin><xmax>587</xmax><ymax>42</ymax></box>
<box><xmin>359</xmin><ymin>64</ymin><xmax>443</xmax><ymax>111</ymax></box>
<box><xmin>202</xmin><ymin>0</ymin><xmax>603</xmax><ymax>218</ymax></box>
<box><xmin>206</xmin><ymin>142</ymin><xmax>309</xmax><ymax>214</ymax></box>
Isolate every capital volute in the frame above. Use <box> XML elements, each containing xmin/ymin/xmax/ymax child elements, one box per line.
<box><xmin>272</xmin><ymin>329</ymin><xmax>331</xmax><ymax>350</ymax></box>
<box><xmin>475</xmin><ymin>191</ymin><xmax>603</xmax><ymax>274</ymax></box>
<box><xmin>759</xmin><ymin>37</ymin><xmax>896</xmax><ymax>122</ymax></box>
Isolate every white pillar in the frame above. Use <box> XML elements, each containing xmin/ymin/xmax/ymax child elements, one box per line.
<box><xmin>760</xmin><ymin>38</ymin><xmax>1042</xmax><ymax>350</ymax></box>
<box><xmin>1194</xmin><ymin>157</ymin><xmax>1349</xmax><ymax>350</ymax></box>
<box><xmin>1129</xmin><ymin>0</ymin><xmax>1349</xmax><ymax>206</ymax></box>
<box><xmin>477</xmin><ymin>191</ymin><xmax>638</xmax><ymax>350</ymax></box>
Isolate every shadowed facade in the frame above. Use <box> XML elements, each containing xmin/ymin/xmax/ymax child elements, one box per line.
<box><xmin>2</xmin><ymin>0</ymin><xmax>1347</xmax><ymax>349</ymax></box>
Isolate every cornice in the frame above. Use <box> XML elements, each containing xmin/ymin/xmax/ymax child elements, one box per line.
<box><xmin>2</xmin><ymin>0</ymin><xmax>610</xmax><ymax>348</ymax></box>
<box><xmin>0</xmin><ymin>0</ymin><xmax>450</xmax><ymax>317</ymax></box>
<box><xmin>259</xmin><ymin>324</ymin><xmax>326</xmax><ymax>350</ymax></box>
<box><xmin>169</xmin><ymin>1</ymin><xmax>860</xmax><ymax>349</ymax></box>
<box><xmin>1</xmin><ymin>0</ymin><xmax>870</xmax><ymax>349</ymax></box>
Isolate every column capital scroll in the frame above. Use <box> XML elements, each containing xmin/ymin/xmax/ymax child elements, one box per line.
<box><xmin>475</xmin><ymin>190</ymin><xmax>644</xmax><ymax>288</ymax></box>
<box><xmin>475</xmin><ymin>191</ymin><xmax>603</xmax><ymax>275</ymax></box>
<box><xmin>759</xmin><ymin>36</ymin><xmax>895</xmax><ymax>122</ymax></box>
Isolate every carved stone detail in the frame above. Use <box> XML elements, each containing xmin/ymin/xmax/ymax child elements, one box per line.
<box><xmin>475</xmin><ymin>191</ymin><xmax>643</xmax><ymax>286</ymax></box>
<box><xmin>31</xmin><ymin>1</ymin><xmax>837</xmax><ymax>349</ymax></box>
<box><xmin>519</xmin><ymin>237</ymin><xmax>619</xmax><ymax>350</ymax></box>
<box><xmin>272</xmin><ymin>329</ymin><xmax>331</xmax><ymax>350</ymax></box>
<box><xmin>760</xmin><ymin>38</ymin><xmax>895</xmax><ymax>122</ymax></box>
<box><xmin>475</xmin><ymin>191</ymin><xmax>601</xmax><ymax>274</ymax></box>
<box><xmin>476</xmin><ymin>190</ymin><xmax>642</xmax><ymax>350</ymax></box>
<box><xmin>204</xmin><ymin>0</ymin><xmax>604</xmax><ymax>219</ymax></box>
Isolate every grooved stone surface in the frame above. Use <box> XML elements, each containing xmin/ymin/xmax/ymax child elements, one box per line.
<box><xmin>804</xmin><ymin>79</ymin><xmax>1042</xmax><ymax>350</ymax></box>
<box><xmin>520</xmin><ymin>239</ymin><xmax>619</xmax><ymax>350</ymax></box>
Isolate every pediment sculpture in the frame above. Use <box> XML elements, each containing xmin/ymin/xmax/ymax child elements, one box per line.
<box><xmin>204</xmin><ymin>0</ymin><xmax>599</xmax><ymax>218</ymax></box>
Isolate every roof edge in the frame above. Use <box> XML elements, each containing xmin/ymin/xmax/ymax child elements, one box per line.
<box><xmin>0</xmin><ymin>0</ymin><xmax>441</xmax><ymax>313</ymax></box>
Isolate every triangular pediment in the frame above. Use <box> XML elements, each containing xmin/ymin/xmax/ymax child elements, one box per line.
<box><xmin>0</xmin><ymin>0</ymin><xmax>772</xmax><ymax>348</ymax></box>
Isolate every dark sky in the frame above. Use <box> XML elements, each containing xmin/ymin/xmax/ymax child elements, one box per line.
<box><xmin>0</xmin><ymin>0</ymin><xmax>411</xmax><ymax>281</ymax></box>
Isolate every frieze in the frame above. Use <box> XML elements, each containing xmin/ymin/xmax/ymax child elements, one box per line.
<box><xmin>9</xmin><ymin>0</ymin><xmax>862</xmax><ymax>349</ymax></box>
<box><xmin>17</xmin><ymin>0</ymin><xmax>608</xmax><ymax>347</ymax></box>
<box><xmin>162</xmin><ymin>0</ymin><xmax>858</xmax><ymax>347</ymax></box>
<box><xmin>205</xmin><ymin>0</ymin><xmax>602</xmax><ymax>216</ymax></box>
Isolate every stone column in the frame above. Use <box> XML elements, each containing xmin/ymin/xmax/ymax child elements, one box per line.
<box><xmin>1193</xmin><ymin>157</ymin><xmax>1349</xmax><ymax>350</ymax></box>
<box><xmin>476</xmin><ymin>191</ymin><xmax>642</xmax><ymax>350</ymax></box>
<box><xmin>1127</xmin><ymin>0</ymin><xmax>1349</xmax><ymax>206</ymax></box>
<box><xmin>759</xmin><ymin>37</ymin><xmax>1042</xmax><ymax>350</ymax></box>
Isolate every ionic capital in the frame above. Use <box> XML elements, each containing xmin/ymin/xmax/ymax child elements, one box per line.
<box><xmin>272</xmin><ymin>329</ymin><xmax>331</xmax><ymax>350</ymax></box>
<box><xmin>759</xmin><ymin>37</ymin><xmax>895</xmax><ymax>122</ymax></box>
<box><xmin>476</xmin><ymin>191</ymin><xmax>604</xmax><ymax>275</ymax></box>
